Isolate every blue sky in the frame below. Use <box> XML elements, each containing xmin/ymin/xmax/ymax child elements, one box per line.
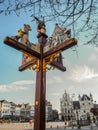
<box><xmin>0</xmin><ymin>12</ymin><xmax>98</xmax><ymax>112</ymax></box>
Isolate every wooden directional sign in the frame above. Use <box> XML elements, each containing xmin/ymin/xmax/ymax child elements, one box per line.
<box><xmin>19</xmin><ymin>59</ymin><xmax>66</xmax><ymax>72</ymax></box>
<box><xmin>3</xmin><ymin>22</ymin><xmax>77</xmax><ymax>130</ymax></box>
<box><xmin>4</xmin><ymin>37</ymin><xmax>41</xmax><ymax>58</ymax></box>
<box><xmin>43</xmin><ymin>38</ymin><xmax>77</xmax><ymax>58</ymax></box>
<box><xmin>4</xmin><ymin>37</ymin><xmax>77</xmax><ymax>72</ymax></box>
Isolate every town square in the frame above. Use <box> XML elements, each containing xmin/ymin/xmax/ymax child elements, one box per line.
<box><xmin>1</xmin><ymin>1</ymin><xmax>98</xmax><ymax>130</ymax></box>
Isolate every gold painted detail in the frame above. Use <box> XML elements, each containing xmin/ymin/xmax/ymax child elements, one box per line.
<box><xmin>30</xmin><ymin>59</ymin><xmax>40</xmax><ymax>71</ymax></box>
<box><xmin>20</xmin><ymin>50</ymin><xmax>62</xmax><ymax>72</ymax></box>
<box><xmin>20</xmin><ymin>50</ymin><xmax>41</xmax><ymax>71</ymax></box>
<box><xmin>35</xmin><ymin>101</ymin><xmax>39</xmax><ymax>106</ymax></box>
<box><xmin>43</xmin><ymin>50</ymin><xmax>62</xmax><ymax>71</ymax></box>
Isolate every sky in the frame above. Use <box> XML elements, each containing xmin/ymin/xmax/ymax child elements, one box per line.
<box><xmin>0</xmin><ymin>12</ymin><xmax>98</xmax><ymax>113</ymax></box>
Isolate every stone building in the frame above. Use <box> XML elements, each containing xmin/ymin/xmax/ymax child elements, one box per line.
<box><xmin>0</xmin><ymin>100</ymin><xmax>11</xmax><ymax>117</ymax></box>
<box><xmin>15</xmin><ymin>105</ymin><xmax>21</xmax><ymax>116</ymax></box>
<box><xmin>30</xmin><ymin>105</ymin><xmax>34</xmax><ymax>119</ymax></box>
<box><xmin>52</xmin><ymin>109</ymin><xmax>59</xmax><ymax>121</ymax></box>
<box><xmin>0</xmin><ymin>99</ymin><xmax>58</xmax><ymax>121</ymax></box>
<box><xmin>10</xmin><ymin>102</ymin><xmax>17</xmax><ymax>116</ymax></box>
<box><xmin>60</xmin><ymin>90</ymin><xmax>74</xmax><ymax>121</ymax></box>
<box><xmin>78</xmin><ymin>94</ymin><xmax>94</xmax><ymax>121</ymax></box>
<box><xmin>60</xmin><ymin>90</ymin><xmax>94</xmax><ymax>122</ymax></box>
<box><xmin>46</xmin><ymin>100</ymin><xmax>53</xmax><ymax>121</ymax></box>
<box><xmin>46</xmin><ymin>100</ymin><xmax>59</xmax><ymax>121</ymax></box>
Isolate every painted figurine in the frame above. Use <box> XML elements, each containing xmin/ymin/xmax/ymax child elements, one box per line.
<box><xmin>21</xmin><ymin>24</ymin><xmax>32</xmax><ymax>65</ymax></box>
<box><xmin>34</xmin><ymin>16</ymin><xmax>46</xmax><ymax>36</ymax></box>
<box><xmin>11</xmin><ymin>29</ymin><xmax>24</xmax><ymax>41</ymax></box>
<box><xmin>11</xmin><ymin>24</ymin><xmax>32</xmax><ymax>46</ymax></box>
<box><xmin>21</xmin><ymin>24</ymin><xmax>32</xmax><ymax>46</ymax></box>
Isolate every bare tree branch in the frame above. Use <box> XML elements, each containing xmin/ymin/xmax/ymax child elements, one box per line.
<box><xmin>0</xmin><ymin>0</ymin><xmax>98</xmax><ymax>46</ymax></box>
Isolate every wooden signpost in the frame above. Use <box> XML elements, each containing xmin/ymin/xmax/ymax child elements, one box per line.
<box><xmin>3</xmin><ymin>19</ymin><xmax>77</xmax><ymax>130</ymax></box>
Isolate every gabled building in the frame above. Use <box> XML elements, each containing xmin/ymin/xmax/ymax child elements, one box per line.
<box><xmin>15</xmin><ymin>105</ymin><xmax>21</xmax><ymax>116</ymax></box>
<box><xmin>0</xmin><ymin>99</ymin><xmax>58</xmax><ymax>121</ymax></box>
<box><xmin>30</xmin><ymin>105</ymin><xmax>34</xmax><ymax>119</ymax></box>
<box><xmin>18</xmin><ymin>103</ymin><xmax>26</xmax><ymax>118</ymax></box>
<box><xmin>0</xmin><ymin>100</ymin><xmax>11</xmax><ymax>117</ymax></box>
<box><xmin>52</xmin><ymin>109</ymin><xmax>59</xmax><ymax>121</ymax></box>
<box><xmin>10</xmin><ymin>102</ymin><xmax>17</xmax><ymax>116</ymax></box>
<box><xmin>78</xmin><ymin>94</ymin><xmax>94</xmax><ymax>120</ymax></box>
<box><xmin>51</xmin><ymin>23</ymin><xmax>71</xmax><ymax>46</ymax></box>
<box><xmin>73</xmin><ymin>101</ymin><xmax>80</xmax><ymax>120</ymax></box>
<box><xmin>60</xmin><ymin>90</ymin><xmax>73</xmax><ymax>121</ymax></box>
<box><xmin>60</xmin><ymin>90</ymin><xmax>94</xmax><ymax>122</ymax></box>
<box><xmin>46</xmin><ymin>100</ymin><xmax>53</xmax><ymax>121</ymax></box>
<box><xmin>25</xmin><ymin>103</ymin><xmax>31</xmax><ymax>118</ymax></box>
<box><xmin>18</xmin><ymin>103</ymin><xmax>31</xmax><ymax>118</ymax></box>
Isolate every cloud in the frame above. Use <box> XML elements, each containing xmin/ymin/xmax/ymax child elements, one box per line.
<box><xmin>88</xmin><ymin>54</ymin><xmax>97</xmax><ymax>62</ymax></box>
<box><xmin>47</xmin><ymin>75</ymin><xmax>63</xmax><ymax>84</ymax></box>
<box><xmin>0</xmin><ymin>85</ymin><xmax>8</xmax><ymax>92</ymax></box>
<box><xmin>93</xmin><ymin>47</ymin><xmax>98</xmax><ymax>52</ymax></box>
<box><xmin>0</xmin><ymin>84</ymin><xmax>28</xmax><ymax>92</ymax></box>
<box><xmin>51</xmin><ymin>92</ymin><xmax>61</xmax><ymax>96</ymax></box>
<box><xmin>69</xmin><ymin>65</ymin><xmax>98</xmax><ymax>82</ymax></box>
<box><xmin>12</xmin><ymin>80</ymin><xmax>35</xmax><ymax>85</ymax></box>
<box><xmin>0</xmin><ymin>80</ymin><xmax>34</xmax><ymax>92</ymax></box>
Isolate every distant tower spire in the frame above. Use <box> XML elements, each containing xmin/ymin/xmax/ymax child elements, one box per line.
<box><xmin>78</xmin><ymin>94</ymin><xmax>81</xmax><ymax>101</ymax></box>
<box><xmin>90</xmin><ymin>93</ymin><xmax>93</xmax><ymax>101</ymax></box>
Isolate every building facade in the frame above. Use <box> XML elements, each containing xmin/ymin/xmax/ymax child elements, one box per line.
<box><xmin>30</xmin><ymin>105</ymin><xmax>34</xmax><ymax>119</ymax></box>
<box><xmin>60</xmin><ymin>90</ymin><xmax>74</xmax><ymax>121</ymax></box>
<box><xmin>60</xmin><ymin>90</ymin><xmax>94</xmax><ymax>122</ymax></box>
<box><xmin>0</xmin><ymin>100</ymin><xmax>11</xmax><ymax>118</ymax></box>
<box><xmin>0</xmin><ymin>99</ymin><xmax>58</xmax><ymax>122</ymax></box>
<box><xmin>46</xmin><ymin>100</ymin><xmax>53</xmax><ymax>121</ymax></box>
<box><xmin>46</xmin><ymin>100</ymin><xmax>59</xmax><ymax>121</ymax></box>
<box><xmin>78</xmin><ymin>94</ymin><xmax>94</xmax><ymax>121</ymax></box>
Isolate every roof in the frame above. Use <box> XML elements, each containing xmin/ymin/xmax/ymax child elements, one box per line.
<box><xmin>10</xmin><ymin>102</ymin><xmax>17</xmax><ymax>106</ymax></box>
<box><xmin>0</xmin><ymin>100</ymin><xmax>9</xmax><ymax>104</ymax></box>
<box><xmin>46</xmin><ymin>100</ymin><xmax>52</xmax><ymax>106</ymax></box>
<box><xmin>52</xmin><ymin>23</ymin><xmax>61</xmax><ymax>38</ymax></box>
<box><xmin>81</xmin><ymin>95</ymin><xmax>90</xmax><ymax>101</ymax></box>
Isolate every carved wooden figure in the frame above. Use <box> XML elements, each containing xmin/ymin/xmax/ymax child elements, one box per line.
<box><xmin>21</xmin><ymin>24</ymin><xmax>32</xmax><ymax>65</ymax></box>
<box><xmin>34</xmin><ymin>16</ymin><xmax>46</xmax><ymax>36</ymax></box>
<box><xmin>21</xmin><ymin>24</ymin><xmax>32</xmax><ymax>45</ymax></box>
<box><xmin>11</xmin><ymin>29</ymin><xmax>24</xmax><ymax>41</ymax></box>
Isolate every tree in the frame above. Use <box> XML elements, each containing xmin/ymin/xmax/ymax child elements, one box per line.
<box><xmin>0</xmin><ymin>0</ymin><xmax>98</xmax><ymax>46</ymax></box>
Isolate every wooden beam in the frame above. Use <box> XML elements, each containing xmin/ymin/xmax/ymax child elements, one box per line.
<box><xmin>19</xmin><ymin>59</ymin><xmax>37</xmax><ymax>71</ymax></box>
<box><xmin>19</xmin><ymin>59</ymin><xmax>66</xmax><ymax>72</ymax></box>
<box><xmin>3</xmin><ymin>37</ymin><xmax>41</xmax><ymax>59</ymax></box>
<box><xmin>51</xmin><ymin>61</ymin><xmax>66</xmax><ymax>72</ymax></box>
<box><xmin>43</xmin><ymin>38</ymin><xmax>77</xmax><ymax>58</ymax></box>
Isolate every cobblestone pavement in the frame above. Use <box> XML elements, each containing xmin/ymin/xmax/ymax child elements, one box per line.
<box><xmin>0</xmin><ymin>127</ymin><xmax>98</xmax><ymax>130</ymax></box>
<box><xmin>0</xmin><ymin>123</ymin><xmax>98</xmax><ymax>130</ymax></box>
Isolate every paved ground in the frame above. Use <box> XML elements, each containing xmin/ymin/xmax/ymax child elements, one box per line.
<box><xmin>0</xmin><ymin>122</ymin><xmax>98</xmax><ymax>130</ymax></box>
